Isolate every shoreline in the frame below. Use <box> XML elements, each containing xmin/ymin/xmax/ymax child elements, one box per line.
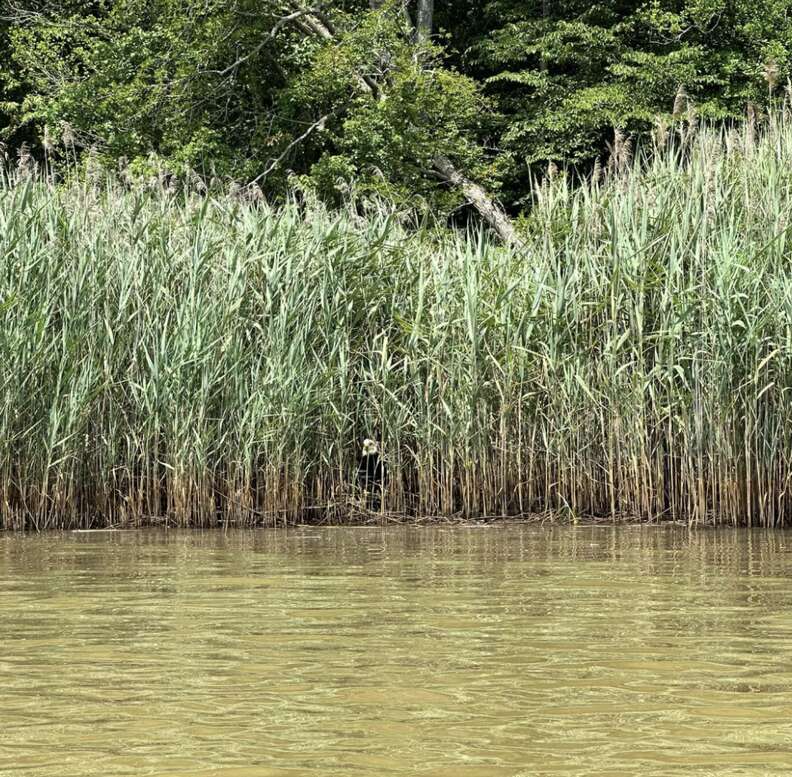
<box><xmin>0</xmin><ymin>512</ymin><xmax>762</xmax><ymax>533</ymax></box>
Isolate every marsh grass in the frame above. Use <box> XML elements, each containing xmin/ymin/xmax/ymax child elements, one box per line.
<box><xmin>3</xmin><ymin>113</ymin><xmax>792</xmax><ymax>528</ymax></box>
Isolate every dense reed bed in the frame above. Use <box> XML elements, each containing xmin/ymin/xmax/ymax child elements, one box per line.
<box><xmin>2</xmin><ymin>115</ymin><xmax>792</xmax><ymax>528</ymax></box>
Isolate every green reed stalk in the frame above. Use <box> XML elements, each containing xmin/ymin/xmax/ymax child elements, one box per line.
<box><xmin>2</xmin><ymin>113</ymin><xmax>792</xmax><ymax>528</ymax></box>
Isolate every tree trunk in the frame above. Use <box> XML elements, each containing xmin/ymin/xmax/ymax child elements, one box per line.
<box><xmin>432</xmin><ymin>155</ymin><xmax>518</xmax><ymax>245</ymax></box>
<box><xmin>415</xmin><ymin>0</ymin><xmax>434</xmax><ymax>43</ymax></box>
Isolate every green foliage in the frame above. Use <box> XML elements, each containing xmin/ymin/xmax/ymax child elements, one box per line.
<box><xmin>464</xmin><ymin>0</ymin><xmax>792</xmax><ymax>202</ymax></box>
<box><xmin>7</xmin><ymin>0</ymin><xmax>293</xmax><ymax>178</ymax></box>
<box><xmin>2</xmin><ymin>0</ymin><xmax>792</xmax><ymax>213</ymax></box>
<box><xmin>3</xmin><ymin>0</ymin><xmax>487</xmax><ymax>213</ymax></box>
<box><xmin>0</xmin><ymin>15</ymin><xmax>24</xmax><ymax>148</ymax></box>
<box><xmin>304</xmin><ymin>45</ymin><xmax>487</xmax><ymax>204</ymax></box>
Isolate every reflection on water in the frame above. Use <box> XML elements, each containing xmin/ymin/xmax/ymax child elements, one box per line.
<box><xmin>2</xmin><ymin>525</ymin><xmax>792</xmax><ymax>775</ymax></box>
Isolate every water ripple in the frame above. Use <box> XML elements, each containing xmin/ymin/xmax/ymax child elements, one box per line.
<box><xmin>2</xmin><ymin>526</ymin><xmax>792</xmax><ymax>775</ymax></box>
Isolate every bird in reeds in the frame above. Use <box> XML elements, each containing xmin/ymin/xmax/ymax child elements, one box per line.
<box><xmin>357</xmin><ymin>438</ymin><xmax>387</xmax><ymax>509</ymax></box>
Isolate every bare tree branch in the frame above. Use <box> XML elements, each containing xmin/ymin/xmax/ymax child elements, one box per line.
<box><xmin>204</xmin><ymin>9</ymin><xmax>317</xmax><ymax>78</ymax></box>
<box><xmin>249</xmin><ymin>113</ymin><xmax>329</xmax><ymax>185</ymax></box>
<box><xmin>431</xmin><ymin>156</ymin><xmax>517</xmax><ymax>245</ymax></box>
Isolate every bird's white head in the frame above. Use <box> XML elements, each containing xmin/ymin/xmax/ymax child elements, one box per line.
<box><xmin>362</xmin><ymin>438</ymin><xmax>379</xmax><ymax>456</ymax></box>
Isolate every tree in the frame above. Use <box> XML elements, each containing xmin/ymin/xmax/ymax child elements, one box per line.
<box><xmin>462</xmin><ymin>0</ymin><xmax>792</xmax><ymax>203</ymax></box>
<box><xmin>3</xmin><ymin>0</ymin><xmax>792</xmax><ymax>222</ymax></box>
<box><xmin>4</xmin><ymin>0</ymin><xmax>516</xmax><ymax>240</ymax></box>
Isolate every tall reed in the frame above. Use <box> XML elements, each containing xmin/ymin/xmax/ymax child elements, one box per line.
<box><xmin>2</xmin><ymin>113</ymin><xmax>792</xmax><ymax>528</ymax></box>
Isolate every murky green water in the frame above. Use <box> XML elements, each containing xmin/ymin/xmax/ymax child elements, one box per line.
<box><xmin>3</xmin><ymin>526</ymin><xmax>792</xmax><ymax>776</ymax></box>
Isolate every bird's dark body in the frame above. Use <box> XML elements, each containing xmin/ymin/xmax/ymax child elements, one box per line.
<box><xmin>357</xmin><ymin>453</ymin><xmax>387</xmax><ymax>508</ymax></box>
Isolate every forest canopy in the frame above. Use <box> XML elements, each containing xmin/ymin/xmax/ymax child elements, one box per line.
<box><xmin>1</xmin><ymin>0</ymin><xmax>791</xmax><ymax>219</ymax></box>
